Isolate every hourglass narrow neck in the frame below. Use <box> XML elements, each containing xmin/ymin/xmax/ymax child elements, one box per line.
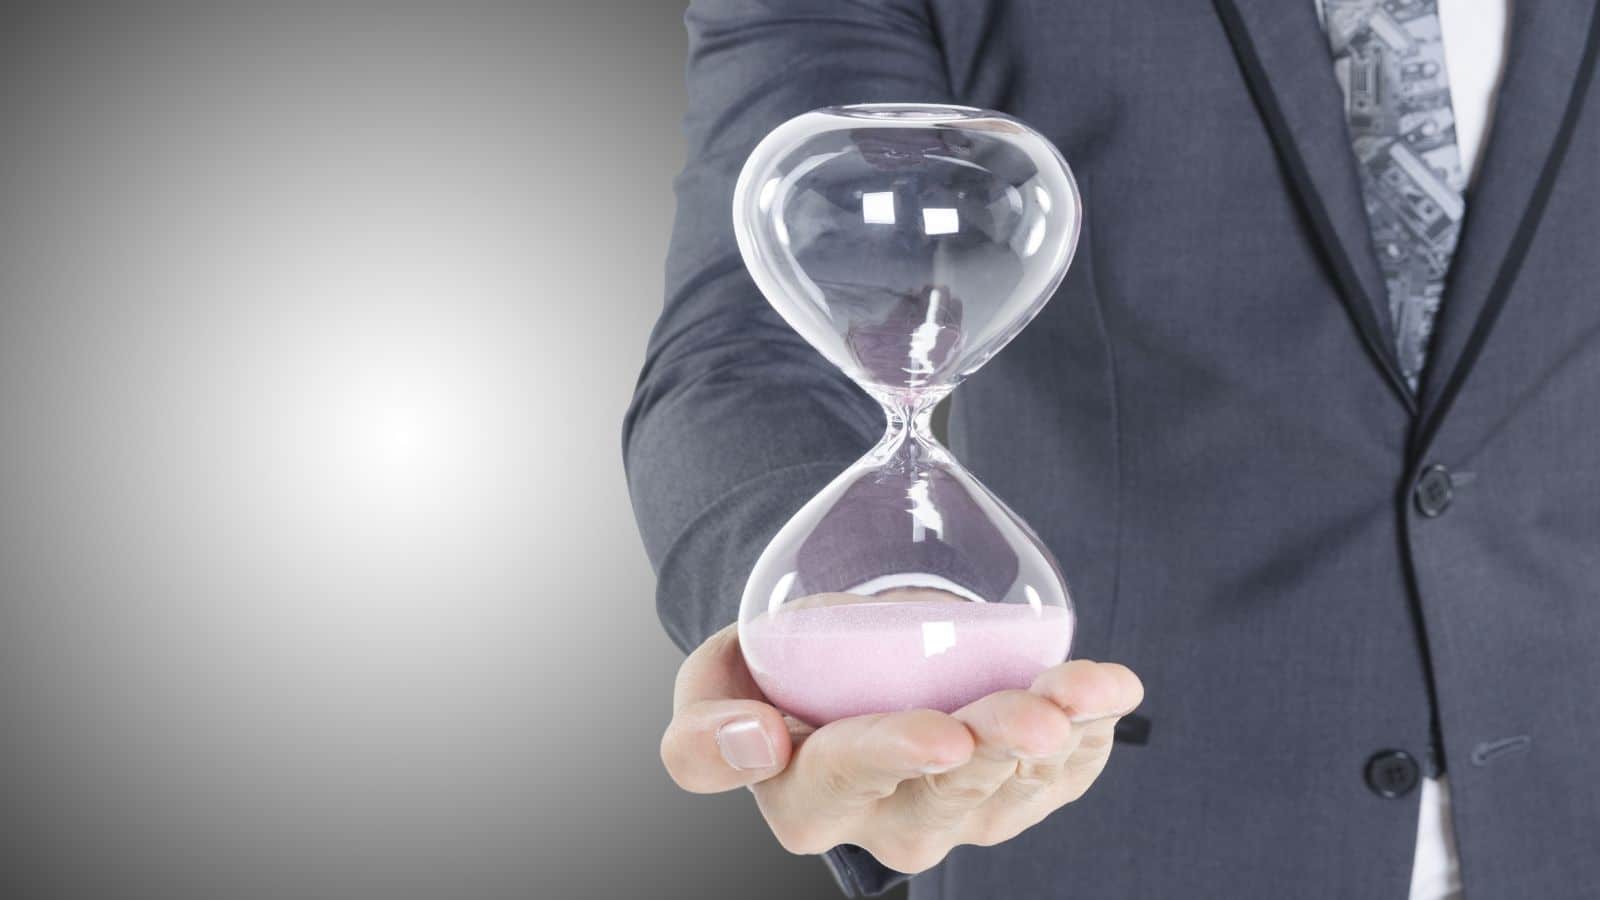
<box><xmin>868</xmin><ymin>389</ymin><xmax>952</xmax><ymax>466</ymax></box>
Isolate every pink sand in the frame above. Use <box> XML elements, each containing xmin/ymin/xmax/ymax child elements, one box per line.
<box><xmin>742</xmin><ymin>600</ymin><xmax>1074</xmax><ymax>726</ymax></box>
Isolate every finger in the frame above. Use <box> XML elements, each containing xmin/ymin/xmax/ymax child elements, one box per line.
<box><xmin>1008</xmin><ymin>660</ymin><xmax>1139</xmax><ymax>786</ymax></box>
<box><xmin>981</xmin><ymin>702</ymin><xmax>1131</xmax><ymax>837</ymax></box>
<box><xmin>998</xmin><ymin>661</ymin><xmax>1141</xmax><ymax>807</ymax></box>
<box><xmin>940</xmin><ymin>665</ymin><xmax>1143</xmax><ymax>843</ymax></box>
<box><xmin>671</xmin><ymin>623</ymin><xmax>765</xmax><ymax>710</ymax></box>
<box><xmin>1029</xmin><ymin>659</ymin><xmax>1144</xmax><ymax>724</ymax></box>
<box><xmin>925</xmin><ymin>690</ymin><xmax>1075</xmax><ymax>806</ymax></box>
<box><xmin>661</xmin><ymin>624</ymin><xmax>793</xmax><ymax>793</ymax></box>
<box><xmin>1000</xmin><ymin>714</ymin><xmax>1121</xmax><ymax>816</ymax></box>
<box><xmin>1000</xmin><ymin>720</ymin><xmax>1110</xmax><ymax>804</ymax></box>
<box><xmin>960</xmin><ymin>665</ymin><xmax>1136</xmax><ymax>815</ymax></box>
<box><xmin>979</xmin><ymin>736</ymin><xmax>1102</xmax><ymax>842</ymax></box>
<box><xmin>661</xmin><ymin>699</ymin><xmax>793</xmax><ymax>793</ymax></box>
<box><xmin>762</xmin><ymin>708</ymin><xmax>974</xmax><ymax>823</ymax></box>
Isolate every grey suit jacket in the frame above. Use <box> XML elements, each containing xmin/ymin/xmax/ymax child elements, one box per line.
<box><xmin>623</xmin><ymin>1</ymin><xmax>1600</xmax><ymax>896</ymax></box>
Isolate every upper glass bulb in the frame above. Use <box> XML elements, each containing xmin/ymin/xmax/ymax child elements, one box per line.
<box><xmin>733</xmin><ymin>103</ymin><xmax>1082</xmax><ymax>405</ymax></box>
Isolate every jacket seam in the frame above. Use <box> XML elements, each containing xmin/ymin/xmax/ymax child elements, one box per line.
<box><xmin>1084</xmin><ymin>177</ymin><xmax>1127</xmax><ymax>657</ymax></box>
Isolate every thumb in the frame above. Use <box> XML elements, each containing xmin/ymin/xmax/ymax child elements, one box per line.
<box><xmin>660</xmin><ymin>624</ymin><xmax>794</xmax><ymax>793</ymax></box>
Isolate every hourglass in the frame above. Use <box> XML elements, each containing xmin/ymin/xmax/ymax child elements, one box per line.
<box><xmin>732</xmin><ymin>104</ymin><xmax>1083</xmax><ymax>726</ymax></box>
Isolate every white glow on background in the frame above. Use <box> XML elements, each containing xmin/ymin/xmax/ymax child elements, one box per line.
<box><xmin>225</xmin><ymin>250</ymin><xmax>522</xmax><ymax>569</ymax></box>
<box><xmin>322</xmin><ymin>360</ymin><xmax>462</xmax><ymax>512</ymax></box>
<box><xmin>269</xmin><ymin>317</ymin><xmax>482</xmax><ymax>534</ymax></box>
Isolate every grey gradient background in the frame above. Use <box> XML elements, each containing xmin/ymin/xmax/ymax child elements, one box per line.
<box><xmin>0</xmin><ymin>3</ymin><xmax>873</xmax><ymax>898</ymax></box>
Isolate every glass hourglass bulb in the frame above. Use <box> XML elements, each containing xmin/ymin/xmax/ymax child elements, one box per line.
<box><xmin>732</xmin><ymin>104</ymin><xmax>1083</xmax><ymax>726</ymax></box>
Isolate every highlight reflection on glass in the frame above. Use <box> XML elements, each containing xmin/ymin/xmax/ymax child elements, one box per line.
<box><xmin>731</xmin><ymin>104</ymin><xmax>1083</xmax><ymax>726</ymax></box>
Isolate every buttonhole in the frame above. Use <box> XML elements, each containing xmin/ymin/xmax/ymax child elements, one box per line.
<box><xmin>1470</xmin><ymin>734</ymin><xmax>1531</xmax><ymax>767</ymax></box>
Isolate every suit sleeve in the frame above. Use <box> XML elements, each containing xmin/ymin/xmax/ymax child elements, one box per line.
<box><xmin>621</xmin><ymin>1</ymin><xmax>955</xmax><ymax>895</ymax></box>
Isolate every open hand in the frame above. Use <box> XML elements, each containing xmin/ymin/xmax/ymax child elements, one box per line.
<box><xmin>660</xmin><ymin>622</ymin><xmax>1143</xmax><ymax>874</ymax></box>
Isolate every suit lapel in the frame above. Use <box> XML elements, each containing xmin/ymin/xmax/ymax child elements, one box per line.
<box><xmin>1214</xmin><ymin>0</ymin><xmax>1416</xmax><ymax>413</ymax></box>
<box><xmin>1413</xmin><ymin>0</ymin><xmax>1600</xmax><ymax>462</ymax></box>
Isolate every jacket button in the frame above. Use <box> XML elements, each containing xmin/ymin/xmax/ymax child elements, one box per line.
<box><xmin>1414</xmin><ymin>465</ymin><xmax>1454</xmax><ymax>517</ymax></box>
<box><xmin>1365</xmin><ymin>750</ymin><xmax>1421</xmax><ymax>798</ymax></box>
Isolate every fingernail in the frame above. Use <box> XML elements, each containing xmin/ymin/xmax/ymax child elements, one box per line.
<box><xmin>716</xmin><ymin>717</ymin><xmax>776</xmax><ymax>770</ymax></box>
<box><xmin>919</xmin><ymin>761</ymin><xmax>961</xmax><ymax>775</ymax></box>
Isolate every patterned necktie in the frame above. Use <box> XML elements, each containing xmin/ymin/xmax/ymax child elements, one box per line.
<box><xmin>1321</xmin><ymin>0</ymin><xmax>1467</xmax><ymax>391</ymax></box>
